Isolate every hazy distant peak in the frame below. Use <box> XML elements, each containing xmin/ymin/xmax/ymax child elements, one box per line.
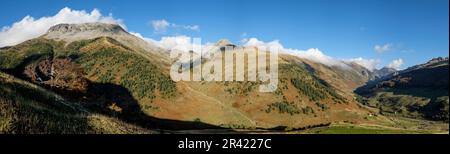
<box><xmin>427</xmin><ymin>57</ymin><xmax>449</xmax><ymax>65</ymax></box>
<box><xmin>373</xmin><ymin>67</ymin><xmax>397</xmax><ymax>78</ymax></box>
<box><xmin>378</xmin><ymin>67</ymin><xmax>397</xmax><ymax>72</ymax></box>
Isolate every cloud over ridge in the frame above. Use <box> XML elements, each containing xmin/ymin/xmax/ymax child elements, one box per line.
<box><xmin>0</xmin><ymin>7</ymin><xmax>397</xmax><ymax>72</ymax></box>
<box><xmin>0</xmin><ymin>7</ymin><xmax>124</xmax><ymax>47</ymax></box>
<box><xmin>387</xmin><ymin>58</ymin><xmax>404</xmax><ymax>70</ymax></box>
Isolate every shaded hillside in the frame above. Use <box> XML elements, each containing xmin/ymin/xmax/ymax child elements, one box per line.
<box><xmin>0</xmin><ymin>72</ymin><xmax>156</xmax><ymax>134</ymax></box>
<box><xmin>0</xmin><ymin>70</ymin><xmax>223</xmax><ymax>134</ymax></box>
<box><xmin>355</xmin><ymin>58</ymin><xmax>449</xmax><ymax>122</ymax></box>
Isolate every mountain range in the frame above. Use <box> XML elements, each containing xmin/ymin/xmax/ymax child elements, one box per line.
<box><xmin>0</xmin><ymin>23</ymin><xmax>448</xmax><ymax>134</ymax></box>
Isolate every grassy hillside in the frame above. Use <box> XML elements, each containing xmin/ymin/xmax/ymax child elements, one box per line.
<box><xmin>74</xmin><ymin>37</ymin><xmax>177</xmax><ymax>100</ymax></box>
<box><xmin>1</xmin><ymin>32</ymin><xmax>446</xmax><ymax>133</ymax></box>
<box><xmin>355</xmin><ymin>60</ymin><xmax>449</xmax><ymax>122</ymax></box>
<box><xmin>176</xmin><ymin>51</ymin><xmax>375</xmax><ymax>129</ymax></box>
<box><xmin>0</xmin><ymin>37</ymin><xmax>177</xmax><ymax>103</ymax></box>
<box><xmin>0</xmin><ymin>37</ymin><xmax>231</xmax><ymax>131</ymax></box>
<box><xmin>300</xmin><ymin>123</ymin><xmax>439</xmax><ymax>134</ymax></box>
<box><xmin>0</xmin><ymin>72</ymin><xmax>156</xmax><ymax>134</ymax></box>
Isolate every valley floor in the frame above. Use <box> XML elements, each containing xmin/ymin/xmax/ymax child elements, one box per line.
<box><xmin>163</xmin><ymin>117</ymin><xmax>449</xmax><ymax>134</ymax></box>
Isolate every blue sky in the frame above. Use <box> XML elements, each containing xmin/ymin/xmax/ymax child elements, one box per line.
<box><xmin>0</xmin><ymin>0</ymin><xmax>448</xmax><ymax>69</ymax></box>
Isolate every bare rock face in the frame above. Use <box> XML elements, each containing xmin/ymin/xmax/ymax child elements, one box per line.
<box><xmin>42</xmin><ymin>23</ymin><xmax>162</xmax><ymax>53</ymax></box>
<box><xmin>43</xmin><ymin>23</ymin><xmax>128</xmax><ymax>43</ymax></box>
<box><xmin>42</xmin><ymin>22</ymin><xmax>170</xmax><ymax>64</ymax></box>
<box><xmin>47</xmin><ymin>23</ymin><xmax>126</xmax><ymax>34</ymax></box>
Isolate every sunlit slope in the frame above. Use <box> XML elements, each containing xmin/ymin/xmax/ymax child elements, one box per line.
<box><xmin>174</xmin><ymin>47</ymin><xmax>379</xmax><ymax>128</ymax></box>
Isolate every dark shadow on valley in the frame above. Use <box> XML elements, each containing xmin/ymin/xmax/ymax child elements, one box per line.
<box><xmin>82</xmin><ymin>82</ymin><xmax>226</xmax><ymax>131</ymax></box>
<box><xmin>1</xmin><ymin>53</ymin><xmax>50</xmax><ymax>78</ymax></box>
<box><xmin>0</xmin><ymin>78</ymin><xmax>91</xmax><ymax>134</ymax></box>
<box><xmin>354</xmin><ymin>65</ymin><xmax>449</xmax><ymax>99</ymax></box>
<box><xmin>1</xmin><ymin>55</ymin><xmax>230</xmax><ymax>133</ymax></box>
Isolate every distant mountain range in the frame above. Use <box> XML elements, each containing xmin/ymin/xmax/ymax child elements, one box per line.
<box><xmin>356</xmin><ymin>57</ymin><xmax>449</xmax><ymax>122</ymax></box>
<box><xmin>0</xmin><ymin>23</ymin><xmax>448</xmax><ymax>134</ymax></box>
<box><xmin>373</xmin><ymin>67</ymin><xmax>397</xmax><ymax>78</ymax></box>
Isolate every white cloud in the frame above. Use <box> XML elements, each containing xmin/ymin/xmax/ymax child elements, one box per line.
<box><xmin>138</xmin><ymin>35</ymin><xmax>400</xmax><ymax>72</ymax></box>
<box><xmin>242</xmin><ymin>37</ymin><xmax>264</xmax><ymax>46</ymax></box>
<box><xmin>346</xmin><ymin>57</ymin><xmax>381</xmax><ymax>71</ymax></box>
<box><xmin>242</xmin><ymin>38</ymin><xmax>283</xmax><ymax>50</ymax></box>
<box><xmin>130</xmin><ymin>32</ymin><xmax>196</xmax><ymax>53</ymax></box>
<box><xmin>157</xmin><ymin>35</ymin><xmax>194</xmax><ymax>52</ymax></box>
<box><xmin>181</xmin><ymin>25</ymin><xmax>200</xmax><ymax>31</ymax></box>
<box><xmin>151</xmin><ymin>19</ymin><xmax>170</xmax><ymax>33</ymax></box>
<box><xmin>241</xmin><ymin>37</ymin><xmax>347</xmax><ymax>67</ymax></box>
<box><xmin>286</xmin><ymin>48</ymin><xmax>348</xmax><ymax>67</ymax></box>
<box><xmin>387</xmin><ymin>58</ymin><xmax>404</xmax><ymax>70</ymax></box>
<box><xmin>130</xmin><ymin>34</ymin><xmax>383</xmax><ymax>71</ymax></box>
<box><xmin>150</xmin><ymin>19</ymin><xmax>199</xmax><ymax>34</ymax></box>
<box><xmin>0</xmin><ymin>7</ymin><xmax>124</xmax><ymax>47</ymax></box>
<box><xmin>0</xmin><ymin>6</ymin><xmax>405</xmax><ymax>74</ymax></box>
<box><xmin>374</xmin><ymin>43</ymin><xmax>393</xmax><ymax>53</ymax></box>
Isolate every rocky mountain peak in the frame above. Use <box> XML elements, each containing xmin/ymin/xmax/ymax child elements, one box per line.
<box><xmin>40</xmin><ymin>22</ymin><xmax>170</xmax><ymax>64</ymax></box>
<box><xmin>43</xmin><ymin>22</ymin><xmax>130</xmax><ymax>43</ymax></box>
<box><xmin>47</xmin><ymin>22</ymin><xmax>126</xmax><ymax>34</ymax></box>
